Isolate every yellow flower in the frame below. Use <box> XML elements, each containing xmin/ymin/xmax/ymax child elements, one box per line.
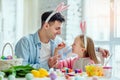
<box><xmin>31</xmin><ymin>70</ymin><xmax>40</xmax><ymax>77</ymax></box>
<box><xmin>39</xmin><ymin>68</ymin><xmax>49</xmax><ymax>77</ymax></box>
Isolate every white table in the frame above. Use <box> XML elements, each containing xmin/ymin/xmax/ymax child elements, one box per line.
<box><xmin>4</xmin><ymin>76</ymin><xmax>118</xmax><ymax>80</ymax></box>
<box><xmin>4</xmin><ymin>77</ymin><xmax>65</xmax><ymax>80</ymax></box>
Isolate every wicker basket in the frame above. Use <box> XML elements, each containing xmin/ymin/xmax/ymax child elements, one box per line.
<box><xmin>0</xmin><ymin>42</ymin><xmax>23</xmax><ymax>71</ymax></box>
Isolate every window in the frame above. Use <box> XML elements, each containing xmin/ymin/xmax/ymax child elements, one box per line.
<box><xmin>66</xmin><ymin>0</ymin><xmax>82</xmax><ymax>45</ymax></box>
<box><xmin>66</xmin><ymin>0</ymin><xmax>120</xmax><ymax>79</ymax></box>
<box><xmin>0</xmin><ymin>0</ymin><xmax>23</xmax><ymax>56</ymax></box>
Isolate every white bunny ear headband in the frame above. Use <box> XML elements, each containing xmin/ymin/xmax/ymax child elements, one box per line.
<box><xmin>80</xmin><ymin>21</ymin><xmax>87</xmax><ymax>49</ymax></box>
<box><xmin>45</xmin><ymin>2</ymin><xmax>69</xmax><ymax>23</ymax></box>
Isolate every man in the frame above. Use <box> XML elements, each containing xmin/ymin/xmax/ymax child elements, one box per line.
<box><xmin>15</xmin><ymin>11</ymin><xmax>65</xmax><ymax>70</ymax></box>
<box><xmin>15</xmin><ymin>11</ymin><xmax>109</xmax><ymax>70</ymax></box>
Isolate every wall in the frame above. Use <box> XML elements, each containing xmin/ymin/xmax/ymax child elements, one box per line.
<box><xmin>23</xmin><ymin>0</ymin><xmax>67</xmax><ymax>39</ymax></box>
<box><xmin>38</xmin><ymin>0</ymin><xmax>67</xmax><ymax>40</ymax></box>
<box><xmin>23</xmin><ymin>0</ymin><xmax>39</xmax><ymax>35</ymax></box>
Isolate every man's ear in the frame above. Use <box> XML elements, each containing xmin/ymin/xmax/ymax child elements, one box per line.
<box><xmin>43</xmin><ymin>22</ymin><xmax>49</xmax><ymax>29</ymax></box>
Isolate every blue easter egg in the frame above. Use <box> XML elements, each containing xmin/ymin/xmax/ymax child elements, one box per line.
<box><xmin>25</xmin><ymin>73</ymin><xmax>34</xmax><ymax>80</ymax></box>
<box><xmin>75</xmin><ymin>76</ymin><xmax>84</xmax><ymax>80</ymax></box>
<box><xmin>8</xmin><ymin>75</ymin><xmax>15</xmax><ymax>80</ymax></box>
<box><xmin>0</xmin><ymin>72</ymin><xmax>5</xmax><ymax>76</ymax></box>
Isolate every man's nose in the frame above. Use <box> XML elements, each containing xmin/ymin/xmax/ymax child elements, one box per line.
<box><xmin>57</xmin><ymin>30</ymin><xmax>61</xmax><ymax>34</ymax></box>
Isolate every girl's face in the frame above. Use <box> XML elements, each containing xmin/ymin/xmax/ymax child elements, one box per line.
<box><xmin>72</xmin><ymin>37</ymin><xmax>85</xmax><ymax>57</ymax></box>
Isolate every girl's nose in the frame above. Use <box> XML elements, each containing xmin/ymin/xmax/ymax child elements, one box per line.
<box><xmin>72</xmin><ymin>44</ymin><xmax>74</xmax><ymax>47</ymax></box>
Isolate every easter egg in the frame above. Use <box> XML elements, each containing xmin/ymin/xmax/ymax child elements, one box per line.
<box><xmin>0</xmin><ymin>72</ymin><xmax>5</xmax><ymax>76</ymax></box>
<box><xmin>77</xmin><ymin>69</ymin><xmax>82</xmax><ymax>73</ymax></box>
<box><xmin>61</xmin><ymin>69</ymin><xmax>65</xmax><ymax>73</ymax></box>
<box><xmin>92</xmin><ymin>76</ymin><xmax>98</xmax><ymax>80</ymax></box>
<box><xmin>68</xmin><ymin>68</ymin><xmax>73</xmax><ymax>73</ymax></box>
<box><xmin>50</xmin><ymin>72</ymin><xmax>57</xmax><ymax>80</ymax></box>
<box><xmin>1</xmin><ymin>56</ymin><xmax>6</xmax><ymax>60</ymax></box>
<box><xmin>0</xmin><ymin>75</ymin><xmax>4</xmax><ymax>80</ymax></box>
<box><xmin>49</xmin><ymin>68</ymin><xmax>54</xmax><ymax>73</ymax></box>
<box><xmin>56</xmin><ymin>69</ymin><xmax>63</xmax><ymax>76</ymax></box>
<box><xmin>25</xmin><ymin>73</ymin><xmax>34</xmax><ymax>80</ymax></box>
<box><xmin>58</xmin><ymin>42</ymin><xmax>66</xmax><ymax>48</ymax></box>
<box><xmin>7</xmin><ymin>55</ymin><xmax>13</xmax><ymax>60</ymax></box>
<box><xmin>8</xmin><ymin>75</ymin><xmax>15</xmax><ymax>80</ymax></box>
<box><xmin>75</xmin><ymin>76</ymin><xmax>84</xmax><ymax>80</ymax></box>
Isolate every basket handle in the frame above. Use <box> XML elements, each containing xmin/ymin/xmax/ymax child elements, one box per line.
<box><xmin>2</xmin><ymin>42</ymin><xmax>14</xmax><ymax>57</ymax></box>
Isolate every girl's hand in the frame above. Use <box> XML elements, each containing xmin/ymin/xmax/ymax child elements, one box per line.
<box><xmin>99</xmin><ymin>48</ymin><xmax>109</xmax><ymax>58</ymax></box>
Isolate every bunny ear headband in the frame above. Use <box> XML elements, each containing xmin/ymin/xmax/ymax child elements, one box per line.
<box><xmin>45</xmin><ymin>2</ymin><xmax>69</xmax><ymax>23</ymax></box>
<box><xmin>80</xmin><ymin>21</ymin><xmax>87</xmax><ymax>49</ymax></box>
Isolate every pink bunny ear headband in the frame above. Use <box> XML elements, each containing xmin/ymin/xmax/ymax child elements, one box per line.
<box><xmin>45</xmin><ymin>2</ymin><xmax>69</xmax><ymax>23</ymax></box>
<box><xmin>80</xmin><ymin>21</ymin><xmax>87</xmax><ymax>49</ymax></box>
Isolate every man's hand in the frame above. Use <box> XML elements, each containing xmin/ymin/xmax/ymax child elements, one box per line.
<box><xmin>99</xmin><ymin>48</ymin><xmax>109</xmax><ymax>58</ymax></box>
<box><xmin>57</xmin><ymin>42</ymin><xmax>66</xmax><ymax>50</ymax></box>
<box><xmin>48</xmin><ymin>55</ymin><xmax>61</xmax><ymax>68</ymax></box>
<box><xmin>54</xmin><ymin>42</ymin><xmax>66</xmax><ymax>56</ymax></box>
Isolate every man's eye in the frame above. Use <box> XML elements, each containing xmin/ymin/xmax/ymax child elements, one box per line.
<box><xmin>56</xmin><ymin>28</ymin><xmax>60</xmax><ymax>30</ymax></box>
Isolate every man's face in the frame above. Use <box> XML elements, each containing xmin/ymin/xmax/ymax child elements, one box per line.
<box><xmin>47</xmin><ymin>21</ymin><xmax>62</xmax><ymax>40</ymax></box>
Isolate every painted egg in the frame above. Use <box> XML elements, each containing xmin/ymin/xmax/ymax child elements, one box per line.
<box><xmin>0</xmin><ymin>74</ymin><xmax>4</xmax><ymax>80</ymax></box>
<box><xmin>50</xmin><ymin>72</ymin><xmax>57</xmax><ymax>80</ymax></box>
<box><xmin>25</xmin><ymin>73</ymin><xmax>34</xmax><ymax>80</ymax></box>
<box><xmin>0</xmin><ymin>72</ymin><xmax>5</xmax><ymax>76</ymax></box>
<box><xmin>7</xmin><ymin>55</ymin><xmax>13</xmax><ymax>60</ymax></box>
<box><xmin>75</xmin><ymin>76</ymin><xmax>84</xmax><ymax>80</ymax></box>
<box><xmin>1</xmin><ymin>56</ymin><xmax>6</xmax><ymax>60</ymax></box>
<box><xmin>8</xmin><ymin>75</ymin><xmax>15</xmax><ymax>80</ymax></box>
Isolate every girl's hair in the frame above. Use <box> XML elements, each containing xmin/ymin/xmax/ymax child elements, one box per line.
<box><xmin>78</xmin><ymin>35</ymin><xmax>99</xmax><ymax>64</ymax></box>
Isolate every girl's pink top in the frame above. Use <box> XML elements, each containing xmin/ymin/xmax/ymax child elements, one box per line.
<box><xmin>57</xmin><ymin>57</ymin><xmax>94</xmax><ymax>71</ymax></box>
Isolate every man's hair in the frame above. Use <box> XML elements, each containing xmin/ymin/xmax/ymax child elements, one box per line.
<box><xmin>41</xmin><ymin>11</ymin><xmax>65</xmax><ymax>26</ymax></box>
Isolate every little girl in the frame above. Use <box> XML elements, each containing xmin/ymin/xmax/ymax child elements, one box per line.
<box><xmin>54</xmin><ymin>35</ymin><xmax>99</xmax><ymax>71</ymax></box>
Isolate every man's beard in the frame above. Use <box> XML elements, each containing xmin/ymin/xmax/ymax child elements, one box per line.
<box><xmin>48</xmin><ymin>32</ymin><xmax>56</xmax><ymax>40</ymax></box>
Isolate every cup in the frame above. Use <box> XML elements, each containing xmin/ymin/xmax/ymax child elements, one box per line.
<box><xmin>103</xmin><ymin>66</ymin><xmax>112</xmax><ymax>78</ymax></box>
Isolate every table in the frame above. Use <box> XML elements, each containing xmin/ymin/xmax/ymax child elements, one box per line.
<box><xmin>4</xmin><ymin>76</ymin><xmax>119</xmax><ymax>80</ymax></box>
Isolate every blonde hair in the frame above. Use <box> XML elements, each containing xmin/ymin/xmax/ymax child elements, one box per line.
<box><xmin>77</xmin><ymin>35</ymin><xmax>99</xmax><ymax>64</ymax></box>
